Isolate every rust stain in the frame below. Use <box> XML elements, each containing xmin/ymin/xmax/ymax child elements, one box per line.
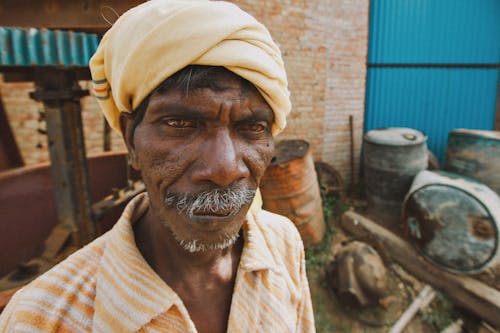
<box><xmin>468</xmin><ymin>215</ymin><xmax>495</xmax><ymax>240</ymax></box>
<box><xmin>260</xmin><ymin>140</ymin><xmax>325</xmax><ymax>246</ymax></box>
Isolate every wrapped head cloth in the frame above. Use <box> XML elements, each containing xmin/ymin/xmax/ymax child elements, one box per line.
<box><xmin>89</xmin><ymin>0</ymin><xmax>290</xmax><ymax>135</ymax></box>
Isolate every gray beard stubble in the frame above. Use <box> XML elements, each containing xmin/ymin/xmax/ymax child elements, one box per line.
<box><xmin>163</xmin><ymin>185</ymin><xmax>256</xmax><ymax>253</ymax></box>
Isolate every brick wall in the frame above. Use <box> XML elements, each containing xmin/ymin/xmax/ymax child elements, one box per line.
<box><xmin>0</xmin><ymin>77</ymin><xmax>126</xmax><ymax>166</ymax></box>
<box><xmin>0</xmin><ymin>80</ymin><xmax>50</xmax><ymax>165</ymax></box>
<box><xmin>0</xmin><ymin>0</ymin><xmax>369</xmax><ymax>183</ymax></box>
<box><xmin>235</xmin><ymin>0</ymin><xmax>369</xmax><ymax>184</ymax></box>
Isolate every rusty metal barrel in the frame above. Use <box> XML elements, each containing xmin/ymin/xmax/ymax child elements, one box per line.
<box><xmin>403</xmin><ymin>170</ymin><xmax>500</xmax><ymax>274</ymax></box>
<box><xmin>445</xmin><ymin>129</ymin><xmax>500</xmax><ymax>195</ymax></box>
<box><xmin>260</xmin><ymin>140</ymin><xmax>325</xmax><ymax>246</ymax></box>
<box><xmin>364</xmin><ymin>128</ymin><xmax>428</xmax><ymax>228</ymax></box>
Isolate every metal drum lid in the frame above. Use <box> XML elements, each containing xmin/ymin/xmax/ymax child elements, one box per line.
<box><xmin>403</xmin><ymin>171</ymin><xmax>500</xmax><ymax>274</ymax></box>
<box><xmin>364</xmin><ymin>127</ymin><xmax>427</xmax><ymax>146</ymax></box>
<box><xmin>449</xmin><ymin>128</ymin><xmax>500</xmax><ymax>141</ymax></box>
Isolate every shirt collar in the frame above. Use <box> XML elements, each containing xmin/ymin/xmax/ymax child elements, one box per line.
<box><xmin>239</xmin><ymin>210</ymin><xmax>278</xmax><ymax>272</ymax></box>
<box><xmin>93</xmin><ymin>193</ymin><xmax>180</xmax><ymax>332</ymax></box>
<box><xmin>93</xmin><ymin>192</ymin><xmax>276</xmax><ymax>332</ymax></box>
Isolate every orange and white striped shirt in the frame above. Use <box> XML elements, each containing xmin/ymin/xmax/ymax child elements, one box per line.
<box><xmin>0</xmin><ymin>193</ymin><xmax>315</xmax><ymax>332</ymax></box>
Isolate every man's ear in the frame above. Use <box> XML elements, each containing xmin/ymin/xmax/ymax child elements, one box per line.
<box><xmin>119</xmin><ymin>113</ymin><xmax>141</xmax><ymax>171</ymax></box>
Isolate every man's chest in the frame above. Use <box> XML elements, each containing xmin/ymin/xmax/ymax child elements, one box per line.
<box><xmin>138</xmin><ymin>270</ymin><xmax>299</xmax><ymax>333</ymax></box>
<box><xmin>226</xmin><ymin>271</ymin><xmax>299</xmax><ymax>332</ymax></box>
<box><xmin>177</xmin><ymin>283</ymin><xmax>234</xmax><ymax>333</ymax></box>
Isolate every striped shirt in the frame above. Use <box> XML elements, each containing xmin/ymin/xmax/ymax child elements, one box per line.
<box><xmin>0</xmin><ymin>193</ymin><xmax>315</xmax><ymax>332</ymax></box>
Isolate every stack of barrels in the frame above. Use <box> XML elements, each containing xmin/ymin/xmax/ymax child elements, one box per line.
<box><xmin>364</xmin><ymin>127</ymin><xmax>500</xmax><ymax>274</ymax></box>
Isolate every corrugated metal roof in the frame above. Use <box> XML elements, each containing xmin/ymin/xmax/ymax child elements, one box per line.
<box><xmin>0</xmin><ymin>27</ymin><xmax>99</xmax><ymax>67</ymax></box>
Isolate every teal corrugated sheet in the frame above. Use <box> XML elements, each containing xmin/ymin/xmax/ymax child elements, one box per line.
<box><xmin>366</xmin><ymin>68</ymin><xmax>499</xmax><ymax>160</ymax></box>
<box><xmin>365</xmin><ymin>0</ymin><xmax>500</xmax><ymax>163</ymax></box>
<box><xmin>368</xmin><ymin>0</ymin><xmax>500</xmax><ymax>64</ymax></box>
<box><xmin>0</xmin><ymin>27</ymin><xmax>99</xmax><ymax>67</ymax></box>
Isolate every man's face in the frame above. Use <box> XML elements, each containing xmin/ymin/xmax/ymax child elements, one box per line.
<box><xmin>123</xmin><ymin>73</ymin><xmax>275</xmax><ymax>251</ymax></box>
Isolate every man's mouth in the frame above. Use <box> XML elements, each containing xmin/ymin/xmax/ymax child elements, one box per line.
<box><xmin>192</xmin><ymin>208</ymin><xmax>233</xmax><ymax>217</ymax></box>
<box><xmin>164</xmin><ymin>185</ymin><xmax>256</xmax><ymax>220</ymax></box>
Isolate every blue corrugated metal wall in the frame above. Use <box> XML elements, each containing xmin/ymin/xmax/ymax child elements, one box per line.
<box><xmin>365</xmin><ymin>0</ymin><xmax>500</xmax><ymax>162</ymax></box>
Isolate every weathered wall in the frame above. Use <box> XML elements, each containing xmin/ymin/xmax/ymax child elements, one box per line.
<box><xmin>0</xmin><ymin>0</ymin><xmax>369</xmax><ymax>182</ymax></box>
<box><xmin>0</xmin><ymin>79</ymin><xmax>125</xmax><ymax>166</ymax></box>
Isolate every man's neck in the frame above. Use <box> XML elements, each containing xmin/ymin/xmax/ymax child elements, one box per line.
<box><xmin>134</xmin><ymin>208</ymin><xmax>243</xmax><ymax>333</ymax></box>
<box><xmin>133</xmin><ymin>208</ymin><xmax>243</xmax><ymax>281</ymax></box>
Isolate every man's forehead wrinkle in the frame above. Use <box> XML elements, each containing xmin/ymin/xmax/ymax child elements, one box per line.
<box><xmin>218</xmin><ymin>100</ymin><xmax>233</xmax><ymax>123</ymax></box>
<box><xmin>145</xmin><ymin>77</ymin><xmax>273</xmax><ymax>124</ymax></box>
<box><xmin>249</xmin><ymin>105</ymin><xmax>274</xmax><ymax>123</ymax></box>
<box><xmin>209</xmin><ymin>80</ymin><xmax>243</xmax><ymax>93</ymax></box>
<box><xmin>198</xmin><ymin>83</ymin><xmax>245</xmax><ymax>97</ymax></box>
<box><xmin>182</xmin><ymin>74</ymin><xmax>242</xmax><ymax>93</ymax></box>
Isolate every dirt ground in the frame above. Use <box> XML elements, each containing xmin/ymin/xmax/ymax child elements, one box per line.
<box><xmin>304</xmin><ymin>195</ymin><xmax>490</xmax><ymax>333</ymax></box>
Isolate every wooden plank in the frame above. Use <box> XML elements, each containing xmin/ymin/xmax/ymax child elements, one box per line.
<box><xmin>0</xmin><ymin>0</ymin><xmax>145</xmax><ymax>33</ymax></box>
<box><xmin>341</xmin><ymin>210</ymin><xmax>500</xmax><ymax>329</ymax></box>
<box><xmin>388</xmin><ymin>285</ymin><xmax>436</xmax><ymax>333</ymax></box>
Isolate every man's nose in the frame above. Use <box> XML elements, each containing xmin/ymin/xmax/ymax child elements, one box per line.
<box><xmin>191</xmin><ymin>129</ymin><xmax>250</xmax><ymax>187</ymax></box>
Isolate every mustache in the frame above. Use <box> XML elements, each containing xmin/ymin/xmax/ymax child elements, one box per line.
<box><xmin>164</xmin><ymin>185</ymin><xmax>256</xmax><ymax>218</ymax></box>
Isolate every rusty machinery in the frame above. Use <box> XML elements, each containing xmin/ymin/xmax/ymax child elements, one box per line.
<box><xmin>0</xmin><ymin>1</ymin><xmax>146</xmax><ymax>295</ymax></box>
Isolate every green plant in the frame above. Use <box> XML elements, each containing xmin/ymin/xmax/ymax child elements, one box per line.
<box><xmin>305</xmin><ymin>193</ymin><xmax>349</xmax><ymax>331</ymax></box>
<box><xmin>305</xmin><ymin>194</ymin><xmax>339</xmax><ymax>272</ymax></box>
<box><xmin>312</xmin><ymin>296</ymin><xmax>337</xmax><ymax>333</ymax></box>
<box><xmin>419</xmin><ymin>292</ymin><xmax>459</xmax><ymax>331</ymax></box>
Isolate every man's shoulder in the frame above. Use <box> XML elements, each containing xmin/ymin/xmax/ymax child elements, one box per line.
<box><xmin>0</xmin><ymin>233</ymin><xmax>110</xmax><ymax>332</ymax></box>
<box><xmin>256</xmin><ymin>208</ymin><xmax>299</xmax><ymax>232</ymax></box>
<box><xmin>254</xmin><ymin>209</ymin><xmax>303</xmax><ymax>251</ymax></box>
<box><xmin>250</xmin><ymin>209</ymin><xmax>306</xmax><ymax>296</ymax></box>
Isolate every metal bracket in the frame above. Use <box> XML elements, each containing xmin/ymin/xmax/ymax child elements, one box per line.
<box><xmin>30</xmin><ymin>88</ymin><xmax>88</xmax><ymax>101</ymax></box>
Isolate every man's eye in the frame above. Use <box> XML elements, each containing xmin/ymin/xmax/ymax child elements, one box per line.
<box><xmin>164</xmin><ymin>119</ymin><xmax>196</xmax><ymax>128</ymax></box>
<box><xmin>240</xmin><ymin>122</ymin><xmax>267</xmax><ymax>133</ymax></box>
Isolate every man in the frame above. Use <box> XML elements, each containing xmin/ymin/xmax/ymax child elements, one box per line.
<box><xmin>0</xmin><ymin>0</ymin><xmax>315</xmax><ymax>332</ymax></box>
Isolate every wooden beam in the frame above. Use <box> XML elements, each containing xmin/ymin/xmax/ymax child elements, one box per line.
<box><xmin>0</xmin><ymin>0</ymin><xmax>145</xmax><ymax>34</ymax></box>
<box><xmin>341</xmin><ymin>210</ymin><xmax>500</xmax><ymax>329</ymax></box>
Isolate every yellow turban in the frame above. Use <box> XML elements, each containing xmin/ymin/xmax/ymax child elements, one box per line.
<box><xmin>89</xmin><ymin>0</ymin><xmax>290</xmax><ymax>135</ymax></box>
